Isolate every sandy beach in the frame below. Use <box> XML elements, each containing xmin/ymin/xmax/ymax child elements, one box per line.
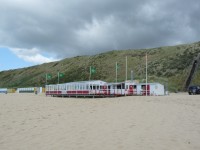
<box><xmin>0</xmin><ymin>93</ymin><xmax>200</xmax><ymax>150</ymax></box>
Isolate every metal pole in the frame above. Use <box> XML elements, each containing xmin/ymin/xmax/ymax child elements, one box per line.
<box><xmin>89</xmin><ymin>66</ymin><xmax>91</xmax><ymax>95</ymax></box>
<box><xmin>58</xmin><ymin>72</ymin><xmax>59</xmax><ymax>84</ymax></box>
<box><xmin>89</xmin><ymin>66</ymin><xmax>91</xmax><ymax>81</ymax></box>
<box><xmin>116</xmin><ymin>62</ymin><xmax>117</xmax><ymax>83</ymax></box>
<box><xmin>131</xmin><ymin>70</ymin><xmax>133</xmax><ymax>82</ymax></box>
<box><xmin>126</xmin><ymin>56</ymin><xmax>127</xmax><ymax>81</ymax></box>
<box><xmin>45</xmin><ymin>73</ymin><xmax>47</xmax><ymax>85</ymax></box>
<box><xmin>146</xmin><ymin>53</ymin><xmax>148</xmax><ymax>96</ymax></box>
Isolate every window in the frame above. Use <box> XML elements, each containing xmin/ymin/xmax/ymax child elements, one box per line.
<box><xmin>117</xmin><ymin>84</ymin><xmax>121</xmax><ymax>89</ymax></box>
<box><xmin>141</xmin><ymin>85</ymin><xmax>145</xmax><ymax>90</ymax></box>
<box><xmin>122</xmin><ymin>83</ymin><xmax>125</xmax><ymax>89</ymax></box>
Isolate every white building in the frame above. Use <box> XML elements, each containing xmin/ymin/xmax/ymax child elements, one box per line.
<box><xmin>136</xmin><ymin>83</ymin><xmax>165</xmax><ymax>96</ymax></box>
<box><xmin>46</xmin><ymin>80</ymin><xmax>165</xmax><ymax>97</ymax></box>
<box><xmin>17</xmin><ymin>87</ymin><xmax>43</xmax><ymax>94</ymax></box>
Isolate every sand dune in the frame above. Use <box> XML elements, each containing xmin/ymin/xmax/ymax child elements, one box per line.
<box><xmin>0</xmin><ymin>93</ymin><xmax>200</xmax><ymax>150</ymax></box>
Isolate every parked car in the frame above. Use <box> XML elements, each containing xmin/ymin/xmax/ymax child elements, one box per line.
<box><xmin>188</xmin><ymin>86</ymin><xmax>200</xmax><ymax>95</ymax></box>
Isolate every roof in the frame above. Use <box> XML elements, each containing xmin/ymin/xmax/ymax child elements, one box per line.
<box><xmin>49</xmin><ymin>80</ymin><xmax>107</xmax><ymax>86</ymax></box>
<box><xmin>138</xmin><ymin>83</ymin><xmax>164</xmax><ymax>86</ymax></box>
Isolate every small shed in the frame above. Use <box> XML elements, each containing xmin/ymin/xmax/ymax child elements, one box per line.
<box><xmin>136</xmin><ymin>83</ymin><xmax>165</xmax><ymax>96</ymax></box>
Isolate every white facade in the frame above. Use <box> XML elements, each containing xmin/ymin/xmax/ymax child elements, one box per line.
<box><xmin>46</xmin><ymin>80</ymin><xmax>108</xmax><ymax>95</ymax></box>
<box><xmin>46</xmin><ymin>80</ymin><xmax>165</xmax><ymax>97</ymax></box>
<box><xmin>137</xmin><ymin>83</ymin><xmax>165</xmax><ymax>96</ymax></box>
<box><xmin>17</xmin><ymin>87</ymin><xmax>35</xmax><ymax>93</ymax></box>
<box><xmin>17</xmin><ymin>87</ymin><xmax>43</xmax><ymax>93</ymax></box>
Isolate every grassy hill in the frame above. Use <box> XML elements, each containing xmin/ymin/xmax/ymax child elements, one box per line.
<box><xmin>1</xmin><ymin>41</ymin><xmax>200</xmax><ymax>92</ymax></box>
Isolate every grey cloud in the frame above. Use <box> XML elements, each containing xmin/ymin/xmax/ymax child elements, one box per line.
<box><xmin>0</xmin><ymin>0</ymin><xmax>200</xmax><ymax>59</ymax></box>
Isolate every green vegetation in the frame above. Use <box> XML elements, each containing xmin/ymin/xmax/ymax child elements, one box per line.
<box><xmin>1</xmin><ymin>41</ymin><xmax>200</xmax><ymax>92</ymax></box>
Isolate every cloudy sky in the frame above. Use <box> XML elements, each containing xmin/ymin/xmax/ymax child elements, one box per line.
<box><xmin>0</xmin><ymin>0</ymin><xmax>200</xmax><ymax>71</ymax></box>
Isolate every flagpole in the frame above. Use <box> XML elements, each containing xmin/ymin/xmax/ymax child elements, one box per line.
<box><xmin>89</xmin><ymin>66</ymin><xmax>91</xmax><ymax>81</ymax></box>
<box><xmin>131</xmin><ymin>70</ymin><xmax>133</xmax><ymax>82</ymax></box>
<box><xmin>45</xmin><ymin>73</ymin><xmax>47</xmax><ymax>85</ymax></box>
<box><xmin>58</xmin><ymin>72</ymin><xmax>59</xmax><ymax>84</ymax></box>
<box><xmin>126</xmin><ymin>56</ymin><xmax>127</xmax><ymax>81</ymax></box>
<box><xmin>146</xmin><ymin>52</ymin><xmax>148</xmax><ymax>96</ymax></box>
<box><xmin>89</xmin><ymin>66</ymin><xmax>91</xmax><ymax>94</ymax></box>
<box><xmin>116</xmin><ymin>62</ymin><xmax>117</xmax><ymax>83</ymax></box>
<box><xmin>125</xmin><ymin>56</ymin><xmax>127</xmax><ymax>96</ymax></box>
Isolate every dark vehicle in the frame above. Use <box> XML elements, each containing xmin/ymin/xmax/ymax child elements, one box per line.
<box><xmin>188</xmin><ymin>86</ymin><xmax>200</xmax><ymax>95</ymax></box>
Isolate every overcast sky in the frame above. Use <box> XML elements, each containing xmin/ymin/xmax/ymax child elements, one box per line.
<box><xmin>0</xmin><ymin>0</ymin><xmax>200</xmax><ymax>69</ymax></box>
